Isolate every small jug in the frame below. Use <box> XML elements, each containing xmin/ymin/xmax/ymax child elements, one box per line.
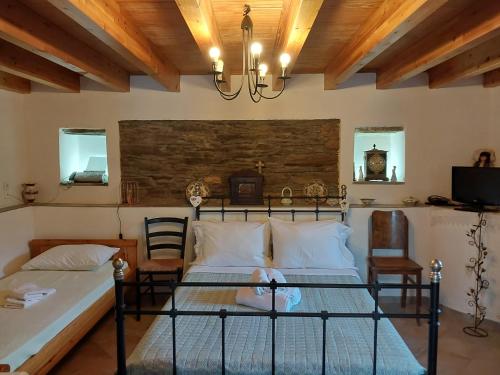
<box><xmin>281</xmin><ymin>186</ymin><xmax>293</xmax><ymax>206</ymax></box>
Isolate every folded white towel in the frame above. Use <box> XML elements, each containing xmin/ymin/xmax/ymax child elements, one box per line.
<box><xmin>236</xmin><ymin>287</ymin><xmax>298</xmax><ymax>312</ymax></box>
<box><xmin>9</xmin><ymin>283</ymin><xmax>56</xmax><ymax>301</ymax></box>
<box><xmin>237</xmin><ymin>268</ymin><xmax>301</xmax><ymax>311</ymax></box>
<box><xmin>250</xmin><ymin>268</ymin><xmax>269</xmax><ymax>295</ymax></box>
<box><xmin>3</xmin><ymin>297</ymin><xmax>41</xmax><ymax>309</ymax></box>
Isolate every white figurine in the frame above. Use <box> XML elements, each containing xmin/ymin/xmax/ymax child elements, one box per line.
<box><xmin>391</xmin><ymin>166</ymin><xmax>397</xmax><ymax>182</ymax></box>
<box><xmin>358</xmin><ymin>166</ymin><xmax>364</xmax><ymax>181</ymax></box>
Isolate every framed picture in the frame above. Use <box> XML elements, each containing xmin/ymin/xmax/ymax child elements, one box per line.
<box><xmin>229</xmin><ymin>170</ymin><xmax>264</xmax><ymax>205</ymax></box>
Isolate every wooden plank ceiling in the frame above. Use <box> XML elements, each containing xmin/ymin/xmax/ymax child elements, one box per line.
<box><xmin>0</xmin><ymin>0</ymin><xmax>498</xmax><ymax>94</ymax></box>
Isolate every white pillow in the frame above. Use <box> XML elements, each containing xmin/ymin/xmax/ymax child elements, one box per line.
<box><xmin>192</xmin><ymin>221</ymin><xmax>269</xmax><ymax>267</ymax></box>
<box><xmin>22</xmin><ymin>244</ymin><xmax>120</xmax><ymax>271</ymax></box>
<box><xmin>269</xmin><ymin>218</ymin><xmax>355</xmax><ymax>269</ymax></box>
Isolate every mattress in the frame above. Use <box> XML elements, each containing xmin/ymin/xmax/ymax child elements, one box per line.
<box><xmin>127</xmin><ymin>267</ymin><xmax>425</xmax><ymax>375</ymax></box>
<box><xmin>0</xmin><ymin>261</ymin><xmax>118</xmax><ymax>370</ymax></box>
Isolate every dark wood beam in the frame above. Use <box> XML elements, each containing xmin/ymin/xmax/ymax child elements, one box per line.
<box><xmin>484</xmin><ymin>68</ymin><xmax>500</xmax><ymax>87</ymax></box>
<box><xmin>174</xmin><ymin>0</ymin><xmax>230</xmax><ymax>91</ymax></box>
<box><xmin>0</xmin><ymin>39</ymin><xmax>80</xmax><ymax>92</ymax></box>
<box><xmin>429</xmin><ymin>36</ymin><xmax>500</xmax><ymax>88</ymax></box>
<box><xmin>377</xmin><ymin>0</ymin><xmax>500</xmax><ymax>89</ymax></box>
<box><xmin>0</xmin><ymin>0</ymin><xmax>129</xmax><ymax>91</ymax></box>
<box><xmin>272</xmin><ymin>0</ymin><xmax>324</xmax><ymax>90</ymax></box>
<box><xmin>324</xmin><ymin>0</ymin><xmax>446</xmax><ymax>89</ymax></box>
<box><xmin>0</xmin><ymin>70</ymin><xmax>30</xmax><ymax>93</ymax></box>
<box><xmin>48</xmin><ymin>0</ymin><xmax>179</xmax><ymax>91</ymax></box>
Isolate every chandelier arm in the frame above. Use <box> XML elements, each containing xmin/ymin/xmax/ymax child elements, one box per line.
<box><xmin>254</xmin><ymin>78</ymin><xmax>287</xmax><ymax>100</ymax></box>
<box><xmin>213</xmin><ymin>75</ymin><xmax>241</xmax><ymax>99</ymax></box>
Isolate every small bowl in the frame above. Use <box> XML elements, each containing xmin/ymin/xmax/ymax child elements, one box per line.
<box><xmin>402</xmin><ymin>196</ymin><xmax>419</xmax><ymax>206</ymax></box>
<box><xmin>360</xmin><ymin>198</ymin><xmax>376</xmax><ymax>206</ymax></box>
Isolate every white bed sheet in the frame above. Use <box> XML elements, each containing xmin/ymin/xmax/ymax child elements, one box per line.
<box><xmin>187</xmin><ymin>265</ymin><xmax>360</xmax><ymax>278</ymax></box>
<box><xmin>0</xmin><ymin>261</ymin><xmax>121</xmax><ymax>370</ymax></box>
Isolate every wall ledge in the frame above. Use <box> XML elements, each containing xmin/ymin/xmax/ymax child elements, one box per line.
<box><xmin>0</xmin><ymin>204</ymin><xmax>29</xmax><ymax>214</ymax></box>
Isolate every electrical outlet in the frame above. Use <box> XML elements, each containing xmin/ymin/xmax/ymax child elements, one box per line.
<box><xmin>2</xmin><ymin>182</ymin><xmax>9</xmax><ymax>199</ymax></box>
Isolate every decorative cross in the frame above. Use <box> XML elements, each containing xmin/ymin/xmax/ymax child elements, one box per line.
<box><xmin>255</xmin><ymin>160</ymin><xmax>265</xmax><ymax>174</ymax></box>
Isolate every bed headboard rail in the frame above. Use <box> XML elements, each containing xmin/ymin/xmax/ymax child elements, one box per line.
<box><xmin>28</xmin><ymin>239</ymin><xmax>138</xmax><ymax>276</ymax></box>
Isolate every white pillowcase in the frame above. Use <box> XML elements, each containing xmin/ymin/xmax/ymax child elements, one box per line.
<box><xmin>269</xmin><ymin>218</ymin><xmax>355</xmax><ymax>269</ymax></box>
<box><xmin>192</xmin><ymin>221</ymin><xmax>269</xmax><ymax>267</ymax></box>
<box><xmin>22</xmin><ymin>244</ymin><xmax>120</xmax><ymax>271</ymax></box>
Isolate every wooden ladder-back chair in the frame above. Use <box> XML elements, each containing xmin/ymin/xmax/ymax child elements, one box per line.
<box><xmin>136</xmin><ymin>217</ymin><xmax>188</xmax><ymax>319</ymax></box>
<box><xmin>368</xmin><ymin>210</ymin><xmax>423</xmax><ymax>323</ymax></box>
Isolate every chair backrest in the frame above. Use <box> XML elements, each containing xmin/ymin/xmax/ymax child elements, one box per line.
<box><xmin>369</xmin><ymin>210</ymin><xmax>408</xmax><ymax>258</ymax></box>
<box><xmin>144</xmin><ymin>217</ymin><xmax>189</xmax><ymax>260</ymax></box>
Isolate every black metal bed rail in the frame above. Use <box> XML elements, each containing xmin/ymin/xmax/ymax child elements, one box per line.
<box><xmin>113</xmin><ymin>259</ymin><xmax>443</xmax><ymax>375</ymax></box>
<box><xmin>195</xmin><ymin>185</ymin><xmax>348</xmax><ymax>222</ymax></box>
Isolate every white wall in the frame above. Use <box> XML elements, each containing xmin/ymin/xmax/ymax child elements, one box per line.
<box><xmin>23</xmin><ymin>74</ymin><xmax>499</xmax><ymax>206</ymax></box>
<box><xmin>0</xmin><ymin>91</ymin><xmax>29</xmax><ymax>208</ymax></box>
<box><xmin>0</xmin><ymin>207</ymin><xmax>34</xmax><ymax>277</ymax></box>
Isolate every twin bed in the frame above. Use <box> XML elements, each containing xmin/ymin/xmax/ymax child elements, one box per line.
<box><xmin>0</xmin><ymin>239</ymin><xmax>137</xmax><ymax>374</ymax></box>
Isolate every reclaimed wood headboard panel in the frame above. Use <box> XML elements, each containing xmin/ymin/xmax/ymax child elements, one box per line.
<box><xmin>119</xmin><ymin>119</ymin><xmax>340</xmax><ymax>205</ymax></box>
<box><xmin>28</xmin><ymin>239</ymin><xmax>138</xmax><ymax>278</ymax></box>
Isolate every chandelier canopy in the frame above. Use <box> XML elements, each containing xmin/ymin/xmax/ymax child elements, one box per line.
<box><xmin>209</xmin><ymin>4</ymin><xmax>291</xmax><ymax>102</ymax></box>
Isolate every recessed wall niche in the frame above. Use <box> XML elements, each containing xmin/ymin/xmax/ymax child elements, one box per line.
<box><xmin>119</xmin><ymin>120</ymin><xmax>340</xmax><ymax>206</ymax></box>
<box><xmin>353</xmin><ymin>127</ymin><xmax>405</xmax><ymax>184</ymax></box>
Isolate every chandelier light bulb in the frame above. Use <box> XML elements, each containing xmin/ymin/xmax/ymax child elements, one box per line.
<box><xmin>279</xmin><ymin>53</ymin><xmax>291</xmax><ymax>68</ymax></box>
<box><xmin>216</xmin><ymin>59</ymin><xmax>224</xmax><ymax>73</ymax></box>
<box><xmin>258</xmin><ymin>63</ymin><xmax>268</xmax><ymax>78</ymax></box>
<box><xmin>209</xmin><ymin>47</ymin><xmax>221</xmax><ymax>62</ymax></box>
<box><xmin>250</xmin><ymin>42</ymin><xmax>263</xmax><ymax>57</ymax></box>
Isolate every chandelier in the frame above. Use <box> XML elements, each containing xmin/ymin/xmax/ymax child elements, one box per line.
<box><xmin>209</xmin><ymin>4</ymin><xmax>291</xmax><ymax>102</ymax></box>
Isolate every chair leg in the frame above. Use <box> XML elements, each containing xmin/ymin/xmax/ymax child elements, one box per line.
<box><xmin>401</xmin><ymin>274</ymin><xmax>408</xmax><ymax>308</ymax></box>
<box><xmin>416</xmin><ymin>271</ymin><xmax>422</xmax><ymax>325</ymax></box>
<box><xmin>371</xmin><ymin>269</ymin><xmax>378</xmax><ymax>297</ymax></box>
<box><xmin>136</xmin><ymin>269</ymin><xmax>141</xmax><ymax>322</ymax></box>
<box><xmin>150</xmin><ymin>273</ymin><xmax>156</xmax><ymax>305</ymax></box>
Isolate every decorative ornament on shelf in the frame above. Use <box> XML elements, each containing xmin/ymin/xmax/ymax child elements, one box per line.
<box><xmin>185</xmin><ymin>180</ymin><xmax>210</xmax><ymax>206</ymax></box>
<box><xmin>121</xmin><ymin>180</ymin><xmax>138</xmax><ymax>205</ymax></box>
<box><xmin>463</xmin><ymin>210</ymin><xmax>490</xmax><ymax>337</ymax></box>
<box><xmin>364</xmin><ymin>144</ymin><xmax>388</xmax><ymax>181</ymax></box>
<box><xmin>358</xmin><ymin>166</ymin><xmax>364</xmax><ymax>181</ymax></box>
<box><xmin>280</xmin><ymin>186</ymin><xmax>293</xmax><ymax>206</ymax></box>
<box><xmin>402</xmin><ymin>196</ymin><xmax>419</xmax><ymax>206</ymax></box>
<box><xmin>22</xmin><ymin>183</ymin><xmax>38</xmax><ymax>203</ymax></box>
<box><xmin>304</xmin><ymin>180</ymin><xmax>328</xmax><ymax>203</ymax></box>
<box><xmin>390</xmin><ymin>166</ymin><xmax>397</xmax><ymax>182</ymax></box>
<box><xmin>473</xmin><ymin>148</ymin><xmax>496</xmax><ymax>167</ymax></box>
<box><xmin>209</xmin><ymin>4</ymin><xmax>291</xmax><ymax>102</ymax></box>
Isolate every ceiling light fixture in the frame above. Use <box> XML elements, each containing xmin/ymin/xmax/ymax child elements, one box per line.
<box><xmin>210</xmin><ymin>4</ymin><xmax>290</xmax><ymax>102</ymax></box>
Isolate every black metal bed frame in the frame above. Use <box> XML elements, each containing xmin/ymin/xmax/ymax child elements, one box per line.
<box><xmin>113</xmin><ymin>189</ymin><xmax>443</xmax><ymax>375</ymax></box>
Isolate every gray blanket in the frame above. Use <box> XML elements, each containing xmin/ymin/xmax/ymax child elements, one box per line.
<box><xmin>127</xmin><ymin>272</ymin><xmax>425</xmax><ymax>375</ymax></box>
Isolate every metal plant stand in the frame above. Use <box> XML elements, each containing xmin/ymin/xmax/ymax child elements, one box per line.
<box><xmin>463</xmin><ymin>210</ymin><xmax>489</xmax><ymax>337</ymax></box>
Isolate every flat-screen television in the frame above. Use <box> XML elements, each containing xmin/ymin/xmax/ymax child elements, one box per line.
<box><xmin>452</xmin><ymin>167</ymin><xmax>500</xmax><ymax>206</ymax></box>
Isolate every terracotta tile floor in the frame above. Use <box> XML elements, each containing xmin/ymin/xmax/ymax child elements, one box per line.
<box><xmin>50</xmin><ymin>297</ymin><xmax>500</xmax><ymax>374</ymax></box>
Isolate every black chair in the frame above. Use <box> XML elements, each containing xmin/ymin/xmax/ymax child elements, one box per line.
<box><xmin>136</xmin><ymin>217</ymin><xmax>188</xmax><ymax>319</ymax></box>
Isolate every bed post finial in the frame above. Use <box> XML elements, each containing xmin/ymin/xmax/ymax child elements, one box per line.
<box><xmin>113</xmin><ymin>258</ymin><xmax>125</xmax><ymax>281</ymax></box>
<box><xmin>429</xmin><ymin>259</ymin><xmax>443</xmax><ymax>283</ymax></box>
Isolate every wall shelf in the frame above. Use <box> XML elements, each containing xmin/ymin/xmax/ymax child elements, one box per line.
<box><xmin>352</xmin><ymin>181</ymin><xmax>405</xmax><ymax>185</ymax></box>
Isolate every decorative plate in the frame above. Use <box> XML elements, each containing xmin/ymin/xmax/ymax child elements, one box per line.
<box><xmin>303</xmin><ymin>180</ymin><xmax>328</xmax><ymax>203</ymax></box>
<box><xmin>185</xmin><ymin>180</ymin><xmax>210</xmax><ymax>204</ymax></box>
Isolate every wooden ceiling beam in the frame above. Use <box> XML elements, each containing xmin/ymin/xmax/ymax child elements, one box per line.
<box><xmin>271</xmin><ymin>0</ymin><xmax>324</xmax><ymax>90</ymax></box>
<box><xmin>376</xmin><ymin>0</ymin><xmax>500</xmax><ymax>89</ymax></box>
<box><xmin>324</xmin><ymin>0</ymin><xmax>446</xmax><ymax>90</ymax></box>
<box><xmin>484</xmin><ymin>68</ymin><xmax>500</xmax><ymax>87</ymax></box>
<box><xmin>0</xmin><ymin>70</ymin><xmax>30</xmax><ymax>93</ymax></box>
<box><xmin>48</xmin><ymin>0</ymin><xmax>180</xmax><ymax>92</ymax></box>
<box><xmin>0</xmin><ymin>0</ymin><xmax>128</xmax><ymax>91</ymax></box>
<box><xmin>0</xmin><ymin>39</ymin><xmax>80</xmax><ymax>92</ymax></box>
<box><xmin>174</xmin><ymin>0</ymin><xmax>230</xmax><ymax>91</ymax></box>
<box><xmin>429</xmin><ymin>36</ymin><xmax>500</xmax><ymax>88</ymax></box>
